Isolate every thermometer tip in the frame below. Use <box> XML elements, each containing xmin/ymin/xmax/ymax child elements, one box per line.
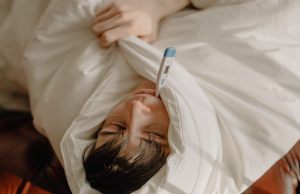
<box><xmin>163</xmin><ymin>47</ymin><xmax>176</xmax><ymax>57</ymax></box>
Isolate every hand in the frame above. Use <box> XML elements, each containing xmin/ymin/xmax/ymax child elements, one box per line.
<box><xmin>92</xmin><ymin>0</ymin><xmax>190</xmax><ymax>48</ymax></box>
<box><xmin>92</xmin><ymin>0</ymin><xmax>160</xmax><ymax>48</ymax></box>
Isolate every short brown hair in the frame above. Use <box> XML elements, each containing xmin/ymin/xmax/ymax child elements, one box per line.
<box><xmin>83</xmin><ymin>132</ymin><xmax>168</xmax><ymax>194</ymax></box>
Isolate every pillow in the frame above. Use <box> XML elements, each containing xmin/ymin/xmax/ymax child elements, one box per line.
<box><xmin>23</xmin><ymin>0</ymin><xmax>144</xmax><ymax>162</ymax></box>
<box><xmin>23</xmin><ymin>0</ymin><xmax>300</xmax><ymax>193</ymax></box>
<box><xmin>0</xmin><ymin>0</ymin><xmax>50</xmax><ymax>91</ymax></box>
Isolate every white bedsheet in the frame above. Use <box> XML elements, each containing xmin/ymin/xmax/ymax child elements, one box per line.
<box><xmin>1</xmin><ymin>0</ymin><xmax>300</xmax><ymax>193</ymax></box>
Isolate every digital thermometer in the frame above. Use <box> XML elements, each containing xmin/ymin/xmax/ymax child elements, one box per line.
<box><xmin>155</xmin><ymin>47</ymin><xmax>176</xmax><ymax>97</ymax></box>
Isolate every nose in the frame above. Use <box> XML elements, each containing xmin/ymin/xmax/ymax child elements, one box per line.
<box><xmin>131</xmin><ymin>100</ymin><xmax>151</xmax><ymax>114</ymax></box>
<box><xmin>127</xmin><ymin>100</ymin><xmax>151</xmax><ymax>135</ymax></box>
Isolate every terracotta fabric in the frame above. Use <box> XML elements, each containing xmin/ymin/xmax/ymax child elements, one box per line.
<box><xmin>0</xmin><ymin>172</ymin><xmax>51</xmax><ymax>194</ymax></box>
<box><xmin>0</xmin><ymin>110</ymin><xmax>71</xmax><ymax>194</ymax></box>
<box><xmin>244</xmin><ymin>141</ymin><xmax>300</xmax><ymax>194</ymax></box>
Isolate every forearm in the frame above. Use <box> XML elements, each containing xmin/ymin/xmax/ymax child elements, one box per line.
<box><xmin>124</xmin><ymin>0</ymin><xmax>190</xmax><ymax>21</ymax></box>
<box><xmin>155</xmin><ymin>0</ymin><xmax>190</xmax><ymax>19</ymax></box>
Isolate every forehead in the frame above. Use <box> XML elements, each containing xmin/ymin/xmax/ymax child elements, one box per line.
<box><xmin>96</xmin><ymin>130</ymin><xmax>170</xmax><ymax>156</ymax></box>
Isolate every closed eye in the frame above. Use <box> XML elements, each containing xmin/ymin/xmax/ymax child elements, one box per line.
<box><xmin>111</xmin><ymin>121</ymin><xmax>127</xmax><ymax>130</ymax></box>
<box><xmin>101</xmin><ymin>119</ymin><xmax>127</xmax><ymax>133</ymax></box>
<box><xmin>148</xmin><ymin>132</ymin><xmax>164</xmax><ymax>139</ymax></box>
<box><xmin>141</xmin><ymin>137</ymin><xmax>168</xmax><ymax>148</ymax></box>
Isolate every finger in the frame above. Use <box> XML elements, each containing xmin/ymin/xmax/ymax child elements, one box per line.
<box><xmin>139</xmin><ymin>33</ymin><xmax>157</xmax><ymax>43</ymax></box>
<box><xmin>94</xmin><ymin>6</ymin><xmax>118</xmax><ymax>24</ymax></box>
<box><xmin>95</xmin><ymin>2</ymin><xmax>113</xmax><ymax>17</ymax></box>
<box><xmin>99</xmin><ymin>25</ymin><xmax>131</xmax><ymax>48</ymax></box>
<box><xmin>94</xmin><ymin>2</ymin><xmax>130</xmax><ymax>24</ymax></box>
<box><xmin>93</xmin><ymin>14</ymin><xmax>124</xmax><ymax>36</ymax></box>
<box><xmin>139</xmin><ymin>36</ymin><xmax>152</xmax><ymax>43</ymax></box>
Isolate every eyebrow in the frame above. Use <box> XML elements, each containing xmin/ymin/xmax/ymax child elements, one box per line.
<box><xmin>144</xmin><ymin>123</ymin><xmax>166</xmax><ymax>131</ymax></box>
<box><xmin>103</xmin><ymin>118</ymin><xmax>166</xmax><ymax>133</ymax></box>
<box><xmin>98</xmin><ymin>131</ymin><xmax>122</xmax><ymax>136</ymax></box>
<box><xmin>99</xmin><ymin>131</ymin><xmax>168</xmax><ymax>147</ymax></box>
<box><xmin>140</xmin><ymin>137</ymin><xmax>169</xmax><ymax>148</ymax></box>
<box><xmin>97</xmin><ymin>130</ymin><xmax>124</xmax><ymax>143</ymax></box>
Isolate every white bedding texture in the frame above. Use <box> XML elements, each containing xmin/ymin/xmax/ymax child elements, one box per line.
<box><xmin>1</xmin><ymin>0</ymin><xmax>300</xmax><ymax>194</ymax></box>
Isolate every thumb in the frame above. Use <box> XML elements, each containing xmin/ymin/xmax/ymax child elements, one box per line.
<box><xmin>138</xmin><ymin>33</ymin><xmax>157</xmax><ymax>44</ymax></box>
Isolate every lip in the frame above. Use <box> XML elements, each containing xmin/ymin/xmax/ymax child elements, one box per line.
<box><xmin>134</xmin><ymin>88</ymin><xmax>156</xmax><ymax>96</ymax></box>
<box><xmin>131</xmin><ymin>93</ymin><xmax>150</xmax><ymax>102</ymax></box>
<box><xmin>130</xmin><ymin>92</ymin><xmax>161</xmax><ymax>105</ymax></box>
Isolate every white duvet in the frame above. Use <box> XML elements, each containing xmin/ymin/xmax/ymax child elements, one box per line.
<box><xmin>1</xmin><ymin>0</ymin><xmax>300</xmax><ymax>193</ymax></box>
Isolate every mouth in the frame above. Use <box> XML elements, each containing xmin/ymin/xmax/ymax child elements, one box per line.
<box><xmin>134</xmin><ymin>88</ymin><xmax>156</xmax><ymax>96</ymax></box>
<box><xmin>131</xmin><ymin>89</ymin><xmax>162</xmax><ymax>104</ymax></box>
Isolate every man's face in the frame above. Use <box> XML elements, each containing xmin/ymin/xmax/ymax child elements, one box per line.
<box><xmin>95</xmin><ymin>81</ymin><xmax>170</xmax><ymax>156</ymax></box>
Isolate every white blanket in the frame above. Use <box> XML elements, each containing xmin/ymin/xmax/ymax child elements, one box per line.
<box><xmin>1</xmin><ymin>0</ymin><xmax>300</xmax><ymax>193</ymax></box>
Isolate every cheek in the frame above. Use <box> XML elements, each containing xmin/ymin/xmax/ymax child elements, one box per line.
<box><xmin>154</xmin><ymin>107</ymin><xmax>170</xmax><ymax>133</ymax></box>
<box><xmin>108</xmin><ymin>102</ymin><xmax>128</xmax><ymax>116</ymax></box>
<box><xmin>160</xmin><ymin>105</ymin><xmax>170</xmax><ymax>124</ymax></box>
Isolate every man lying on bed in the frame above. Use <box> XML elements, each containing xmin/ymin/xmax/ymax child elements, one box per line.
<box><xmin>0</xmin><ymin>0</ymin><xmax>299</xmax><ymax>194</ymax></box>
<box><xmin>83</xmin><ymin>1</ymin><xmax>190</xmax><ymax>193</ymax></box>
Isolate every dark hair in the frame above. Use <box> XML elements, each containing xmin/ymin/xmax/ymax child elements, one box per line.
<box><xmin>83</xmin><ymin>133</ymin><xmax>167</xmax><ymax>194</ymax></box>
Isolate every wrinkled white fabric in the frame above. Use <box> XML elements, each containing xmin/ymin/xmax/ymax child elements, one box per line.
<box><xmin>1</xmin><ymin>0</ymin><xmax>300</xmax><ymax>194</ymax></box>
<box><xmin>0</xmin><ymin>0</ymin><xmax>49</xmax><ymax>110</ymax></box>
<box><xmin>191</xmin><ymin>0</ymin><xmax>253</xmax><ymax>9</ymax></box>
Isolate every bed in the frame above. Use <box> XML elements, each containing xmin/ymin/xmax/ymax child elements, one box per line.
<box><xmin>1</xmin><ymin>0</ymin><xmax>300</xmax><ymax>193</ymax></box>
